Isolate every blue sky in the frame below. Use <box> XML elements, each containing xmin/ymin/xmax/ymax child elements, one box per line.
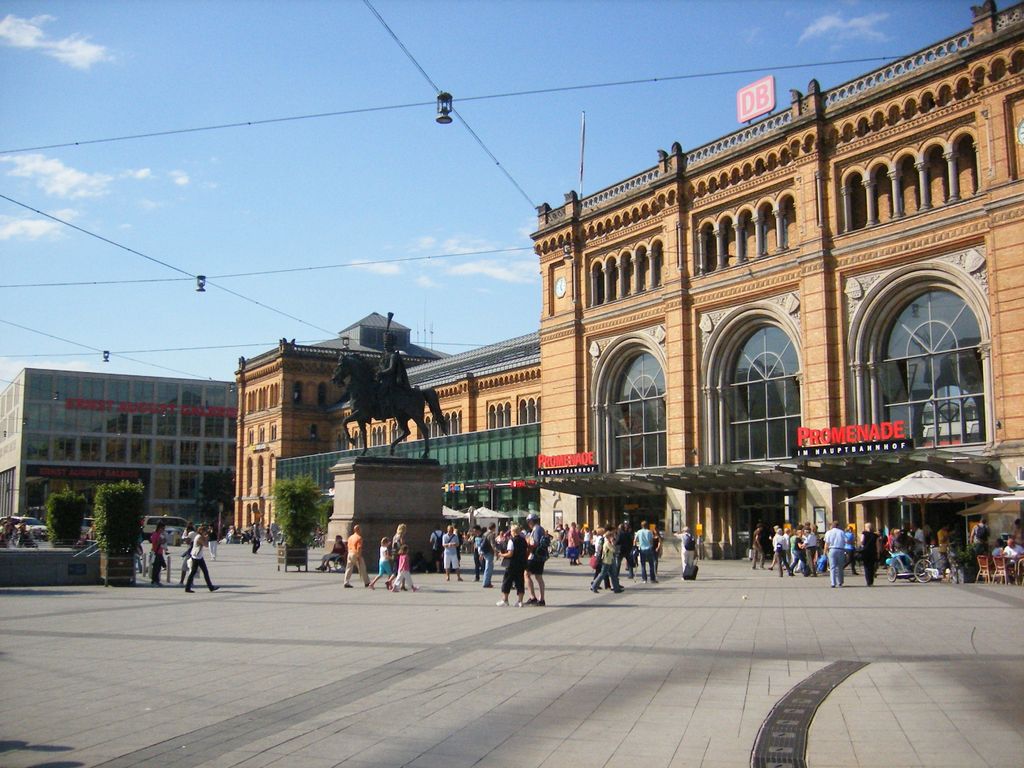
<box><xmin>1</xmin><ymin>0</ymin><xmax>969</xmax><ymax>383</ymax></box>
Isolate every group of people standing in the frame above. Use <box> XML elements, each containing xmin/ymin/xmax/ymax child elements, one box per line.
<box><xmin>753</xmin><ymin>520</ymin><xmax>888</xmax><ymax>587</ymax></box>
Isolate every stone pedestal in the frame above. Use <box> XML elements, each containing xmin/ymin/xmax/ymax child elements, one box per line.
<box><xmin>328</xmin><ymin>457</ymin><xmax>444</xmax><ymax>570</ymax></box>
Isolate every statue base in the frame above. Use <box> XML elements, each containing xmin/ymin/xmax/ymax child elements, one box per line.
<box><xmin>328</xmin><ymin>456</ymin><xmax>444</xmax><ymax>570</ymax></box>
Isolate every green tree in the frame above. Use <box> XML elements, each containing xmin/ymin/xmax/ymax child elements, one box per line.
<box><xmin>273</xmin><ymin>475</ymin><xmax>322</xmax><ymax>548</ymax></box>
<box><xmin>45</xmin><ymin>489</ymin><xmax>88</xmax><ymax>544</ymax></box>
<box><xmin>196</xmin><ymin>469</ymin><xmax>235</xmax><ymax>522</ymax></box>
<box><xmin>93</xmin><ymin>480</ymin><xmax>145</xmax><ymax>553</ymax></box>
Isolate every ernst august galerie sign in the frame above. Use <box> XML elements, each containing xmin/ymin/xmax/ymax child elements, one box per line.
<box><xmin>64</xmin><ymin>397</ymin><xmax>237</xmax><ymax>419</ymax></box>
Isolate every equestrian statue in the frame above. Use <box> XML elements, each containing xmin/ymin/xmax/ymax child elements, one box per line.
<box><xmin>331</xmin><ymin>313</ymin><xmax>447</xmax><ymax>458</ymax></box>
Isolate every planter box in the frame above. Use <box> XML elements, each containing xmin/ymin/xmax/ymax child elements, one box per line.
<box><xmin>100</xmin><ymin>552</ymin><xmax>136</xmax><ymax>586</ymax></box>
<box><xmin>277</xmin><ymin>545</ymin><xmax>308</xmax><ymax>572</ymax></box>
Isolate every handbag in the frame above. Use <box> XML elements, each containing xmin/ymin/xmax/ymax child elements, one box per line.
<box><xmin>588</xmin><ymin>554</ymin><xmax>598</xmax><ymax>569</ymax></box>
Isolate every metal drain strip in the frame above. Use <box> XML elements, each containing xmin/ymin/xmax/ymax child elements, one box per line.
<box><xmin>750</xmin><ymin>660</ymin><xmax>868</xmax><ymax>768</ymax></box>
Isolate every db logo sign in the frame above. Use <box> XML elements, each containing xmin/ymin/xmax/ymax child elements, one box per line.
<box><xmin>736</xmin><ymin>76</ymin><xmax>776</xmax><ymax>123</ymax></box>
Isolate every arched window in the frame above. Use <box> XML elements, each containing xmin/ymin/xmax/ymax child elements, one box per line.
<box><xmin>591</xmin><ymin>263</ymin><xmax>605</xmax><ymax>306</ymax></box>
<box><xmin>877</xmin><ymin>290</ymin><xmax>985</xmax><ymax>447</ymax></box>
<box><xmin>292</xmin><ymin>382</ymin><xmax>302</xmax><ymax>403</ymax></box>
<box><xmin>519</xmin><ymin>400</ymin><xmax>528</xmax><ymax>425</ymax></box>
<box><xmin>270</xmin><ymin>424</ymin><xmax>277</xmax><ymax>441</ymax></box>
<box><xmin>246</xmin><ymin>458</ymin><xmax>253</xmax><ymax>493</ymax></box>
<box><xmin>612</xmin><ymin>352</ymin><xmax>666</xmax><ymax>470</ymax></box>
<box><xmin>636</xmin><ymin>247</ymin><xmax>649</xmax><ymax>291</ymax></box>
<box><xmin>606</xmin><ymin>258</ymin><xmax>619</xmax><ymax>302</ymax></box>
<box><xmin>621</xmin><ymin>253</ymin><xmax>633</xmax><ymax>297</ymax></box>
<box><xmin>953</xmin><ymin>134</ymin><xmax>979</xmax><ymax>199</ymax></box>
<box><xmin>317</xmin><ymin>383</ymin><xmax>327</xmax><ymax>406</ymax></box>
<box><xmin>844</xmin><ymin>172</ymin><xmax>868</xmax><ymax>231</ymax></box>
<box><xmin>257</xmin><ymin>457</ymin><xmax>264</xmax><ymax>491</ymax></box>
<box><xmin>503</xmin><ymin>402</ymin><xmax>512</xmax><ymax>427</ymax></box>
<box><xmin>258</xmin><ymin>426</ymin><xmax>265</xmax><ymax>443</ymax></box>
<box><xmin>728</xmin><ymin>327</ymin><xmax>801</xmax><ymax>461</ymax></box>
<box><xmin>650</xmin><ymin>242</ymin><xmax>663</xmax><ymax>286</ymax></box>
<box><xmin>488</xmin><ymin>405</ymin><xmax>496</xmax><ymax>429</ymax></box>
<box><xmin>896</xmin><ymin>155</ymin><xmax>920</xmax><ymax>216</ymax></box>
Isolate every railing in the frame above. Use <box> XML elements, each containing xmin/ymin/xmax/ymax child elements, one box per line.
<box><xmin>581</xmin><ymin>167</ymin><xmax>661</xmax><ymax>211</ymax></box>
<box><xmin>823</xmin><ymin>32</ymin><xmax>974</xmax><ymax>109</ymax></box>
<box><xmin>686</xmin><ymin>112</ymin><xmax>793</xmax><ymax>168</ymax></box>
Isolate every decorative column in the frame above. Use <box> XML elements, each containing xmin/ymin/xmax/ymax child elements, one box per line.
<box><xmin>916</xmin><ymin>161</ymin><xmax>932</xmax><ymax>210</ymax></box>
<box><xmin>864</xmin><ymin>177</ymin><xmax>878</xmax><ymax>226</ymax></box>
<box><xmin>841</xmin><ymin>184</ymin><xmax>852</xmax><ymax>233</ymax></box>
<box><xmin>715</xmin><ymin>226</ymin><xmax>727</xmax><ymax>269</ymax></box>
<box><xmin>694</xmin><ymin>230</ymin><xmax>704</xmax><ymax>276</ymax></box>
<box><xmin>889</xmin><ymin>168</ymin><xmax>905</xmax><ymax>218</ymax></box>
<box><xmin>736</xmin><ymin>218</ymin><xmax>747</xmax><ymax>263</ymax></box>
<box><xmin>773</xmin><ymin>207</ymin><xmax>787</xmax><ymax>251</ymax></box>
<box><xmin>945</xmin><ymin>150</ymin><xmax>961</xmax><ymax>202</ymax></box>
<box><xmin>755</xmin><ymin>211</ymin><xmax>766</xmax><ymax>257</ymax></box>
<box><xmin>850</xmin><ymin>363</ymin><xmax>866</xmax><ymax>424</ymax></box>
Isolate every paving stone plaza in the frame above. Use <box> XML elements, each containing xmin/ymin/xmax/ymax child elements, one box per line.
<box><xmin>1</xmin><ymin>546</ymin><xmax>1022</xmax><ymax>768</ymax></box>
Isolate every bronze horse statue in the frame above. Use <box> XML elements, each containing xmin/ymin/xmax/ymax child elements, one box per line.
<box><xmin>331</xmin><ymin>352</ymin><xmax>447</xmax><ymax>458</ymax></box>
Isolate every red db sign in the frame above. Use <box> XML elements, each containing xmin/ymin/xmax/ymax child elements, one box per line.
<box><xmin>736</xmin><ymin>75</ymin><xmax>776</xmax><ymax>123</ymax></box>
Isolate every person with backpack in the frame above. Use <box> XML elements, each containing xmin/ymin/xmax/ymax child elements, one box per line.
<box><xmin>524</xmin><ymin>513</ymin><xmax>549</xmax><ymax>605</ymax></box>
<box><xmin>678</xmin><ymin>526</ymin><xmax>697</xmax><ymax>580</ymax></box>
<box><xmin>477</xmin><ymin>523</ymin><xmax>496</xmax><ymax>588</ymax></box>
<box><xmin>429</xmin><ymin>525</ymin><xmax>444</xmax><ymax>573</ymax></box>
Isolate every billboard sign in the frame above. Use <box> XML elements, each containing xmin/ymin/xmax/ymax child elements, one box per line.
<box><xmin>736</xmin><ymin>75</ymin><xmax>776</xmax><ymax>123</ymax></box>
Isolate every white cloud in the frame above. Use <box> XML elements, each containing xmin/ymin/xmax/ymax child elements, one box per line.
<box><xmin>447</xmin><ymin>259</ymin><xmax>537</xmax><ymax>284</ymax></box>
<box><xmin>0</xmin><ymin>216</ymin><xmax>62</xmax><ymax>240</ymax></box>
<box><xmin>123</xmin><ymin>168</ymin><xmax>152</xmax><ymax>180</ymax></box>
<box><xmin>415</xmin><ymin>275</ymin><xmax>439</xmax><ymax>289</ymax></box>
<box><xmin>799</xmin><ymin>12</ymin><xmax>889</xmax><ymax>44</ymax></box>
<box><xmin>169</xmin><ymin>170</ymin><xmax>190</xmax><ymax>186</ymax></box>
<box><xmin>414</xmin><ymin>236</ymin><xmax>437</xmax><ymax>250</ymax></box>
<box><xmin>138</xmin><ymin>199</ymin><xmax>162</xmax><ymax>211</ymax></box>
<box><xmin>0</xmin><ymin>14</ymin><xmax>111</xmax><ymax>70</ymax></box>
<box><xmin>1</xmin><ymin>153</ymin><xmax>112</xmax><ymax>198</ymax></box>
<box><xmin>352</xmin><ymin>261</ymin><xmax>401</xmax><ymax>275</ymax></box>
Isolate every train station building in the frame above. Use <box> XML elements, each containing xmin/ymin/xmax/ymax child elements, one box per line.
<box><xmin>245</xmin><ymin>2</ymin><xmax>1024</xmax><ymax>556</ymax></box>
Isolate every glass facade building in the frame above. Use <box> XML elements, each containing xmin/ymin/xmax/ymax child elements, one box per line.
<box><xmin>0</xmin><ymin>369</ymin><xmax>236</xmax><ymax>519</ymax></box>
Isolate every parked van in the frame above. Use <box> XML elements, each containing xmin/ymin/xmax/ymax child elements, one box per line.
<box><xmin>141</xmin><ymin>516</ymin><xmax>189</xmax><ymax>546</ymax></box>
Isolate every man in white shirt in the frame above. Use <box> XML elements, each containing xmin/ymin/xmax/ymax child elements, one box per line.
<box><xmin>1002</xmin><ymin>536</ymin><xmax>1024</xmax><ymax>562</ymax></box>
<box><xmin>823</xmin><ymin>520</ymin><xmax>847</xmax><ymax>588</ymax></box>
<box><xmin>771</xmin><ymin>526</ymin><xmax>792</xmax><ymax>577</ymax></box>
<box><xmin>803</xmin><ymin>527</ymin><xmax>819</xmax><ymax>577</ymax></box>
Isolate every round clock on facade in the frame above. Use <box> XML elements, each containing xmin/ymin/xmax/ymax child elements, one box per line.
<box><xmin>554</xmin><ymin>276</ymin><xmax>567</xmax><ymax>298</ymax></box>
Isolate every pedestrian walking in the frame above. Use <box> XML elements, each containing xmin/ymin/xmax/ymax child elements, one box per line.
<box><xmin>803</xmin><ymin>526</ymin><xmax>819</xmax><ymax>577</ymax></box>
<box><xmin>525</xmin><ymin>513</ymin><xmax>548</xmax><ymax>606</ymax></box>
<box><xmin>590</xmin><ymin>527</ymin><xmax>624</xmax><ymax>593</ymax></box>
<box><xmin>184</xmin><ymin>525</ymin><xmax>220</xmax><ymax>593</ymax></box>
<box><xmin>752</xmin><ymin>523</ymin><xmax>766</xmax><ymax>570</ymax></box>
<box><xmin>390</xmin><ymin>544</ymin><xmax>419</xmax><ymax>592</ymax></box>
<box><xmin>478</xmin><ymin>523</ymin><xmax>496</xmax><ymax>588</ymax></box>
<box><xmin>251</xmin><ymin>522</ymin><xmax>261</xmax><ymax>554</ymax></box>
<box><xmin>565</xmin><ymin>522</ymin><xmax>582</xmax><ymax>565</ymax></box>
<box><xmin>343</xmin><ymin>524</ymin><xmax>370</xmax><ymax>588</ymax></box>
<box><xmin>179</xmin><ymin>523</ymin><xmax>197</xmax><ymax>584</ymax></box>
<box><xmin>678</xmin><ymin>526</ymin><xmax>697</xmax><ymax>578</ymax></box>
<box><xmin>772</xmin><ymin>526</ymin><xmax>793</xmax><ymax>577</ymax></box>
<box><xmin>369</xmin><ymin>537</ymin><xmax>393</xmax><ymax>590</ymax></box>
<box><xmin>149</xmin><ymin>522</ymin><xmax>167</xmax><ymax>586</ymax></box>
<box><xmin>824</xmin><ymin>520</ymin><xmax>847</xmax><ymax>588</ymax></box>
<box><xmin>860</xmin><ymin>523</ymin><xmax>879</xmax><ymax>586</ymax></box>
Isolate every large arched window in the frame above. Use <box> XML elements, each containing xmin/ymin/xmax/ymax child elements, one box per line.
<box><xmin>878</xmin><ymin>290</ymin><xmax>984</xmax><ymax>447</ymax></box>
<box><xmin>728</xmin><ymin>327</ymin><xmax>800</xmax><ymax>461</ymax></box>
<box><xmin>612</xmin><ymin>352</ymin><xmax>666</xmax><ymax>469</ymax></box>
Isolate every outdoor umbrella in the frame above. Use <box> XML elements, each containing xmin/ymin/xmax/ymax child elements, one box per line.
<box><xmin>442</xmin><ymin>506</ymin><xmax>466</xmax><ymax>520</ymax></box>
<box><xmin>845</xmin><ymin>470</ymin><xmax>1003</xmax><ymax>528</ymax></box>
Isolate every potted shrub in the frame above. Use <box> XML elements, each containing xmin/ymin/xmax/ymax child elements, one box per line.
<box><xmin>93</xmin><ymin>480</ymin><xmax>145</xmax><ymax>586</ymax></box>
<box><xmin>45</xmin><ymin>488</ymin><xmax>88</xmax><ymax>546</ymax></box>
<box><xmin>273</xmin><ymin>475</ymin><xmax>321</xmax><ymax>572</ymax></box>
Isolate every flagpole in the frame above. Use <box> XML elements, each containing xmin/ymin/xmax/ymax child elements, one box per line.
<box><xmin>578</xmin><ymin>111</ymin><xmax>586</xmax><ymax>199</ymax></box>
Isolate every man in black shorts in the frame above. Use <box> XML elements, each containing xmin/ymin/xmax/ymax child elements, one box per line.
<box><xmin>525</xmin><ymin>513</ymin><xmax>548</xmax><ymax>606</ymax></box>
<box><xmin>497</xmin><ymin>524</ymin><xmax>528</xmax><ymax>607</ymax></box>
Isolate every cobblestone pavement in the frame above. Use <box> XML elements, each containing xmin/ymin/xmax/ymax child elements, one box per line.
<box><xmin>0</xmin><ymin>546</ymin><xmax>1021</xmax><ymax>768</ymax></box>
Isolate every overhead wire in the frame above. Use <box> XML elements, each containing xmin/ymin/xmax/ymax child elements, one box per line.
<box><xmin>361</xmin><ymin>0</ymin><xmax>535</xmax><ymax>207</ymax></box>
<box><xmin>0</xmin><ymin>246</ymin><xmax>534</xmax><ymax>289</ymax></box>
<box><xmin>0</xmin><ymin>318</ymin><xmax>212</xmax><ymax>379</ymax></box>
<box><xmin>0</xmin><ymin>55</ymin><xmax>900</xmax><ymax>157</ymax></box>
<box><xmin>0</xmin><ymin>193</ymin><xmax>335</xmax><ymax>336</ymax></box>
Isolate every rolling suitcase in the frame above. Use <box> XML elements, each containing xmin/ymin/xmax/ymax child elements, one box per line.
<box><xmin>682</xmin><ymin>563</ymin><xmax>698</xmax><ymax>580</ymax></box>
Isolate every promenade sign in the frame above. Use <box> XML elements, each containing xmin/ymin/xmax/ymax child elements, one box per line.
<box><xmin>736</xmin><ymin>75</ymin><xmax>775</xmax><ymax>123</ymax></box>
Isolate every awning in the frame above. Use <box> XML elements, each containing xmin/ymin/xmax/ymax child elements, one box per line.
<box><xmin>535</xmin><ymin>449</ymin><xmax>995</xmax><ymax>498</ymax></box>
